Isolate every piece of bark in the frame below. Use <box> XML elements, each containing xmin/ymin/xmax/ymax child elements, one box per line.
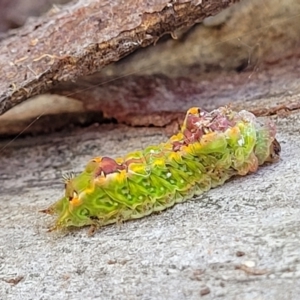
<box><xmin>0</xmin><ymin>0</ymin><xmax>239</xmax><ymax>116</ymax></box>
<box><xmin>1</xmin><ymin>47</ymin><xmax>299</xmax><ymax>137</ymax></box>
<box><xmin>99</xmin><ymin>0</ymin><xmax>300</xmax><ymax>77</ymax></box>
<box><xmin>50</xmin><ymin>49</ymin><xmax>300</xmax><ymax>123</ymax></box>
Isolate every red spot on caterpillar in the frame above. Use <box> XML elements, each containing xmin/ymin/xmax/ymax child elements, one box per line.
<box><xmin>94</xmin><ymin>157</ymin><xmax>126</xmax><ymax>177</ymax></box>
<box><xmin>172</xmin><ymin>141</ymin><xmax>183</xmax><ymax>152</ymax></box>
<box><xmin>183</xmin><ymin>128</ymin><xmax>204</xmax><ymax>144</ymax></box>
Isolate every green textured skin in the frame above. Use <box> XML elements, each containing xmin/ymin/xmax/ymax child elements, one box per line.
<box><xmin>42</xmin><ymin>107</ymin><xmax>280</xmax><ymax>232</ymax></box>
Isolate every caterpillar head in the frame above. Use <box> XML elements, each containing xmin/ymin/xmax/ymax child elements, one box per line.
<box><xmin>40</xmin><ymin>160</ymin><xmax>99</xmax><ymax>229</ymax></box>
<box><xmin>41</xmin><ymin>156</ymin><xmax>126</xmax><ymax>230</ymax></box>
<box><xmin>40</xmin><ymin>171</ymin><xmax>95</xmax><ymax>230</ymax></box>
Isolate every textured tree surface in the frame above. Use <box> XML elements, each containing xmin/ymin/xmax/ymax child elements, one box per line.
<box><xmin>0</xmin><ymin>0</ymin><xmax>238</xmax><ymax>115</ymax></box>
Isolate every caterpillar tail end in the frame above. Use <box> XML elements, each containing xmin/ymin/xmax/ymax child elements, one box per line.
<box><xmin>39</xmin><ymin>206</ymin><xmax>55</xmax><ymax>215</ymax></box>
<box><xmin>267</xmin><ymin>138</ymin><xmax>281</xmax><ymax>163</ymax></box>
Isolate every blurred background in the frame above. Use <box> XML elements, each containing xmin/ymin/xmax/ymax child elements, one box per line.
<box><xmin>0</xmin><ymin>0</ymin><xmax>70</xmax><ymax>32</ymax></box>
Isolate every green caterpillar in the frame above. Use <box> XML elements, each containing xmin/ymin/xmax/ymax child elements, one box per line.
<box><xmin>41</xmin><ymin>106</ymin><xmax>280</xmax><ymax>234</ymax></box>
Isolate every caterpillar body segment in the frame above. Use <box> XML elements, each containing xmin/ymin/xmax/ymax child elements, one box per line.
<box><xmin>42</xmin><ymin>106</ymin><xmax>280</xmax><ymax>232</ymax></box>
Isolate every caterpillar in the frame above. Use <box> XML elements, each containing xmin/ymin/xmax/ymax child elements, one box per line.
<box><xmin>41</xmin><ymin>106</ymin><xmax>280</xmax><ymax>234</ymax></box>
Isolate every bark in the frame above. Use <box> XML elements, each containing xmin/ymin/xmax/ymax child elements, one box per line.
<box><xmin>0</xmin><ymin>0</ymin><xmax>239</xmax><ymax>115</ymax></box>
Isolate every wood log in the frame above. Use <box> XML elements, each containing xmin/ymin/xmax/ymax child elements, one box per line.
<box><xmin>0</xmin><ymin>0</ymin><xmax>239</xmax><ymax>115</ymax></box>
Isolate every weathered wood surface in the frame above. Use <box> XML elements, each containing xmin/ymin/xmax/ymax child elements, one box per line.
<box><xmin>0</xmin><ymin>98</ymin><xmax>300</xmax><ymax>298</ymax></box>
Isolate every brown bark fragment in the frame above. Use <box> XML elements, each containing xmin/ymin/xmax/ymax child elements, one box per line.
<box><xmin>0</xmin><ymin>0</ymin><xmax>238</xmax><ymax>115</ymax></box>
<box><xmin>1</xmin><ymin>50</ymin><xmax>300</xmax><ymax>136</ymax></box>
<box><xmin>50</xmin><ymin>50</ymin><xmax>300</xmax><ymax>123</ymax></box>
